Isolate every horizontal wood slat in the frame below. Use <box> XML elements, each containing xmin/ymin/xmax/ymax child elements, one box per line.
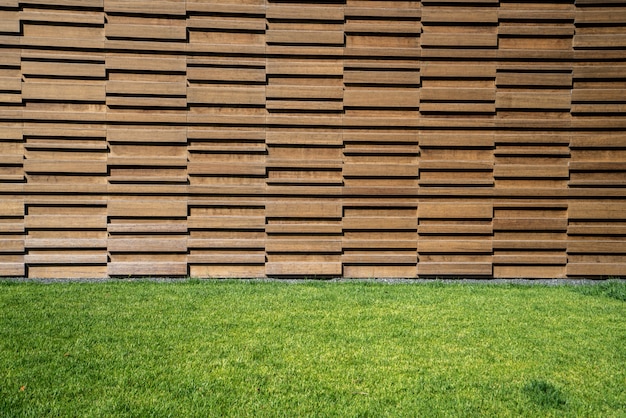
<box><xmin>0</xmin><ymin>1</ymin><xmax>623</xmax><ymax>278</ymax></box>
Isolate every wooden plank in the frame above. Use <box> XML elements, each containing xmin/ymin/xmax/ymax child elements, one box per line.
<box><xmin>107</xmin><ymin>81</ymin><xmax>186</xmax><ymax>96</ymax></box>
<box><xmin>496</xmin><ymin>73</ymin><xmax>572</xmax><ymax>87</ymax></box>
<box><xmin>420</xmin><ymin>224</ymin><xmax>492</xmax><ymax>235</ymax></box>
<box><xmin>496</xmin><ymin>92</ymin><xmax>571</xmax><ymax>109</ymax></box>
<box><xmin>108</xmin><ymin>200</ymin><xmax>187</xmax><ymax>218</ymax></box>
<box><xmin>188</xmin><ymin>216</ymin><xmax>265</xmax><ymax>230</ymax></box>
<box><xmin>498</xmin><ymin>26</ymin><xmax>574</xmax><ymax>36</ymax></box>
<box><xmin>344</xmin><ymin>89</ymin><xmax>419</xmax><ymax>108</ymax></box>
<box><xmin>344</xmin><ymin>264</ymin><xmax>416</xmax><ymax>278</ymax></box>
<box><xmin>27</xmin><ymin>265</ymin><xmax>106</xmax><ymax>279</ymax></box>
<box><xmin>20</xmin><ymin>0</ymin><xmax>102</xmax><ymax>7</ymax></box>
<box><xmin>187</xmin><ymin>16</ymin><xmax>265</xmax><ymax>31</ymax></box>
<box><xmin>567</xmin><ymin>263</ymin><xmax>626</xmax><ymax>277</ymax></box>
<box><xmin>573</xmin><ymin>65</ymin><xmax>626</xmax><ymax>79</ymax></box>
<box><xmin>343</xmin><ymin>217</ymin><xmax>417</xmax><ymax>230</ymax></box>
<box><xmin>24</xmin><ymin>160</ymin><xmax>106</xmax><ymax>174</ymax></box>
<box><xmin>575</xmin><ymin>9</ymin><xmax>626</xmax><ymax>24</ymax></box>
<box><xmin>266</xmin><ymin>86</ymin><xmax>343</xmax><ymax>100</ymax></box>
<box><xmin>493</xmin><ymin>218</ymin><xmax>568</xmax><ymax>231</ymax></box>
<box><xmin>108</xmin><ymin>129</ymin><xmax>186</xmax><ymax>143</ymax></box>
<box><xmin>342</xmin><ymin>254</ymin><xmax>417</xmax><ymax>264</ymax></box>
<box><xmin>421</xmin><ymin>33</ymin><xmax>497</xmax><ymax>48</ymax></box>
<box><xmin>493</xmin><ymin>255</ymin><xmax>566</xmax><ymax>265</ymax></box>
<box><xmin>267</xmin><ymin>31</ymin><xmax>344</xmax><ymax>45</ymax></box>
<box><xmin>108</xmin><ymin>223</ymin><xmax>187</xmax><ymax>234</ymax></box>
<box><xmin>420</xmin><ymin>102</ymin><xmax>496</xmax><ymax>113</ymax></box>
<box><xmin>421</xmin><ymin>64</ymin><xmax>495</xmax><ymax>78</ymax></box>
<box><xmin>345</xmin><ymin>22</ymin><xmax>420</xmax><ymax>34</ymax></box>
<box><xmin>0</xmin><ymin>223</ymin><xmax>24</xmax><ymax>233</ymax></box>
<box><xmin>0</xmin><ymin>200</ymin><xmax>23</xmax><ymax>216</ymax></box>
<box><xmin>568</xmin><ymin>203</ymin><xmax>626</xmax><ymax>220</ymax></box>
<box><xmin>418</xmin><ymin>240</ymin><xmax>492</xmax><ymax>253</ymax></box>
<box><xmin>106</xmin><ymin>55</ymin><xmax>185</xmax><ymax>72</ymax></box>
<box><xmin>418</xmin><ymin>203</ymin><xmax>492</xmax><ymax>219</ymax></box>
<box><xmin>187</xmin><ymin>254</ymin><xmax>266</xmax><ymax>265</ymax></box>
<box><xmin>25</xmin><ymin>239</ymin><xmax>107</xmax><ymax>249</ymax></box>
<box><xmin>188</xmin><ymin>67</ymin><xmax>265</xmax><ymax>83</ymax></box>
<box><xmin>572</xmin><ymin>89</ymin><xmax>626</xmax><ymax>102</ymax></box>
<box><xmin>419</xmin><ymin>161</ymin><xmax>492</xmax><ymax>170</ymax></box>
<box><xmin>0</xmin><ymin>264</ymin><xmax>24</xmax><ymax>277</ymax></box>
<box><xmin>493</xmin><ymin>240</ymin><xmax>566</xmax><ymax>250</ymax></box>
<box><xmin>187</xmin><ymin>1</ymin><xmax>264</xmax><ymax>15</ymax></box>
<box><xmin>494</xmin><ymin>165</ymin><xmax>568</xmax><ymax>178</ymax></box>
<box><xmin>344</xmin><ymin>71</ymin><xmax>419</xmax><ymax>85</ymax></box>
<box><xmin>267</xmin><ymin>5</ymin><xmax>343</xmax><ymax>20</ymax></box>
<box><xmin>569</xmin><ymin>162</ymin><xmax>626</xmax><ymax>171</ymax></box>
<box><xmin>568</xmin><ymin>225</ymin><xmax>626</xmax><ymax>235</ymax></box>
<box><xmin>25</xmin><ymin>215</ymin><xmax>106</xmax><ymax>229</ymax></box>
<box><xmin>421</xmin><ymin>88</ymin><xmax>495</xmax><ymax>102</ymax></box>
<box><xmin>422</xmin><ymin>8</ymin><xmax>498</xmax><ymax>23</ymax></box>
<box><xmin>266</xmin><ymin>224</ymin><xmax>341</xmax><ymax>234</ymax></box>
<box><xmin>20</xmin><ymin>10</ymin><xmax>103</xmax><ymax>25</ymax></box>
<box><xmin>342</xmin><ymin>239</ymin><xmax>417</xmax><ymax>250</ymax></box>
<box><xmin>106</xmin><ymin>24</ymin><xmax>186</xmax><ymax>41</ymax></box>
<box><xmin>568</xmin><ymin>241</ymin><xmax>626</xmax><ymax>254</ymax></box>
<box><xmin>188</xmin><ymin>239</ymin><xmax>264</xmax><ymax>250</ymax></box>
<box><xmin>188</xmin><ymin>162</ymin><xmax>265</xmax><ymax>176</ymax></box>
<box><xmin>266</xmin><ymin>262</ymin><xmax>342</xmax><ymax>276</ymax></box>
<box><xmin>187</xmin><ymin>87</ymin><xmax>265</xmax><ymax>105</ymax></box>
<box><xmin>108</xmin><ymin>262</ymin><xmax>187</xmax><ymax>276</ymax></box>
<box><xmin>345</xmin><ymin>7</ymin><xmax>420</xmax><ymax>19</ymax></box>
<box><xmin>109</xmin><ymin>239</ymin><xmax>186</xmax><ymax>253</ymax></box>
<box><xmin>499</xmin><ymin>10</ymin><xmax>575</xmax><ymax>20</ymax></box>
<box><xmin>343</xmin><ymin>164</ymin><xmax>418</xmax><ymax>177</ymax></box>
<box><xmin>22</xmin><ymin>82</ymin><xmax>104</xmax><ymax>102</ymax></box>
<box><xmin>104</xmin><ymin>1</ymin><xmax>186</xmax><ymax>15</ymax></box>
<box><xmin>266</xmin><ymin>202</ymin><xmax>341</xmax><ymax>218</ymax></box>
<box><xmin>106</xmin><ymin>153</ymin><xmax>187</xmax><ymax>166</ymax></box>
<box><xmin>25</xmin><ymin>254</ymin><xmax>108</xmax><ymax>264</ymax></box>
<box><xmin>267</xmin><ymin>60</ymin><xmax>341</xmax><ymax>76</ymax></box>
<box><xmin>267</xmin><ymin>100</ymin><xmax>343</xmax><ymax>111</ymax></box>
<box><xmin>267</xmin><ymin>131</ymin><xmax>342</xmax><ymax>146</ymax></box>
<box><xmin>495</xmin><ymin>265</ymin><xmax>566</xmax><ymax>279</ymax></box>
<box><xmin>571</xmin><ymin>104</ymin><xmax>626</xmax><ymax>114</ymax></box>
<box><xmin>189</xmin><ymin>264</ymin><xmax>265</xmax><ymax>278</ymax></box>
<box><xmin>21</xmin><ymin>61</ymin><xmax>105</xmax><ymax>78</ymax></box>
<box><xmin>266</xmin><ymin>240</ymin><xmax>342</xmax><ymax>253</ymax></box>
<box><xmin>0</xmin><ymin>239</ymin><xmax>23</xmax><ymax>252</ymax></box>
<box><xmin>418</xmin><ymin>263</ymin><xmax>492</xmax><ymax>276</ymax></box>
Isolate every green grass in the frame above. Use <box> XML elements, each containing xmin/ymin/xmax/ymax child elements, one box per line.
<box><xmin>1</xmin><ymin>280</ymin><xmax>625</xmax><ymax>417</ymax></box>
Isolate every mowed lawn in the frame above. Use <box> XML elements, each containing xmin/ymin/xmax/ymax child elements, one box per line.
<box><xmin>0</xmin><ymin>280</ymin><xmax>624</xmax><ymax>417</ymax></box>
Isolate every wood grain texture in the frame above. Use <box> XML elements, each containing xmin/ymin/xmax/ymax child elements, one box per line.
<box><xmin>0</xmin><ymin>1</ymin><xmax>624</xmax><ymax>278</ymax></box>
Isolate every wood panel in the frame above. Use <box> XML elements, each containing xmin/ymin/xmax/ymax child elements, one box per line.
<box><xmin>493</xmin><ymin>202</ymin><xmax>568</xmax><ymax>279</ymax></box>
<box><xmin>0</xmin><ymin>0</ymin><xmax>624</xmax><ymax>278</ymax></box>
<box><xmin>418</xmin><ymin>201</ymin><xmax>493</xmax><ymax>277</ymax></box>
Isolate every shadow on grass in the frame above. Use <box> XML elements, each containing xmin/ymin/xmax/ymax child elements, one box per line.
<box><xmin>570</xmin><ymin>280</ymin><xmax>626</xmax><ymax>302</ymax></box>
<box><xmin>523</xmin><ymin>379</ymin><xmax>567</xmax><ymax>409</ymax></box>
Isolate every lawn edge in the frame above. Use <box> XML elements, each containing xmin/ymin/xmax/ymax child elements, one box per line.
<box><xmin>0</xmin><ymin>277</ymin><xmax>624</xmax><ymax>286</ymax></box>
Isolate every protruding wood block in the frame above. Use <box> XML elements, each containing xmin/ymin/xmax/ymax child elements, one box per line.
<box><xmin>266</xmin><ymin>262</ymin><xmax>342</xmax><ymax>277</ymax></box>
<box><xmin>419</xmin><ymin>203</ymin><xmax>492</xmax><ymax>219</ymax></box>
<box><xmin>108</xmin><ymin>201</ymin><xmax>187</xmax><ymax>218</ymax></box>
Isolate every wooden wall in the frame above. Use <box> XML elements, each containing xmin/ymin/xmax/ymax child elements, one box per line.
<box><xmin>0</xmin><ymin>0</ymin><xmax>625</xmax><ymax>279</ymax></box>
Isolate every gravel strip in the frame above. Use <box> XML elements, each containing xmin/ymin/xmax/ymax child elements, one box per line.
<box><xmin>1</xmin><ymin>277</ymin><xmax>623</xmax><ymax>286</ymax></box>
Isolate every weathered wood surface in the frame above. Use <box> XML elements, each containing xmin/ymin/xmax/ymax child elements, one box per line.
<box><xmin>0</xmin><ymin>0</ymin><xmax>625</xmax><ymax>278</ymax></box>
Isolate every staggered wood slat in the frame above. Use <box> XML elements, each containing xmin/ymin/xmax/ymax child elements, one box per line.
<box><xmin>0</xmin><ymin>0</ymin><xmax>625</xmax><ymax>279</ymax></box>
